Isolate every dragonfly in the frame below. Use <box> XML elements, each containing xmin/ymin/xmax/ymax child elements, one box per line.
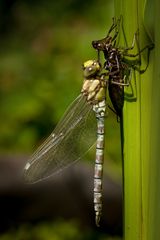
<box><xmin>23</xmin><ymin>59</ymin><xmax>108</xmax><ymax>227</ymax></box>
<box><xmin>23</xmin><ymin>18</ymin><xmax>154</xmax><ymax>227</ymax></box>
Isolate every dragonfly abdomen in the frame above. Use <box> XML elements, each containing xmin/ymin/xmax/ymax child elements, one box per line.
<box><xmin>93</xmin><ymin>100</ymin><xmax>106</xmax><ymax>227</ymax></box>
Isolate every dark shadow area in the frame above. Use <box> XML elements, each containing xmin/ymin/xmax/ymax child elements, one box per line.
<box><xmin>0</xmin><ymin>155</ymin><xmax>122</xmax><ymax>236</ymax></box>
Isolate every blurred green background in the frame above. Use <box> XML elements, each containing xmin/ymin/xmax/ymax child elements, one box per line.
<box><xmin>0</xmin><ymin>0</ymin><xmax>122</xmax><ymax>239</ymax></box>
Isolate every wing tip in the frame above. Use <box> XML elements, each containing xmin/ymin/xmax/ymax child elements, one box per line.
<box><xmin>23</xmin><ymin>162</ymin><xmax>35</xmax><ymax>184</ymax></box>
<box><xmin>24</xmin><ymin>162</ymin><xmax>31</xmax><ymax>171</ymax></box>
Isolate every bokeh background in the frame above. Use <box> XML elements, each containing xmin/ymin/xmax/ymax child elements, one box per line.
<box><xmin>0</xmin><ymin>0</ymin><xmax>123</xmax><ymax>239</ymax></box>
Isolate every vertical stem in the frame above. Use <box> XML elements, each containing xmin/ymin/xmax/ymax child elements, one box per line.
<box><xmin>116</xmin><ymin>2</ymin><xmax>142</xmax><ymax>239</ymax></box>
<box><xmin>148</xmin><ymin>1</ymin><xmax>160</xmax><ymax>239</ymax></box>
<box><xmin>114</xmin><ymin>0</ymin><xmax>155</xmax><ymax>239</ymax></box>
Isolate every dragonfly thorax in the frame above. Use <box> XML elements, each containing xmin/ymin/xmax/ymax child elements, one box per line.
<box><xmin>81</xmin><ymin>77</ymin><xmax>106</xmax><ymax>103</ymax></box>
<box><xmin>82</xmin><ymin>59</ymin><xmax>107</xmax><ymax>103</ymax></box>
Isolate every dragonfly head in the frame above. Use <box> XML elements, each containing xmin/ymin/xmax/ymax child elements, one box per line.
<box><xmin>82</xmin><ymin>60</ymin><xmax>101</xmax><ymax>78</ymax></box>
<box><xmin>92</xmin><ymin>36</ymin><xmax>112</xmax><ymax>51</ymax></box>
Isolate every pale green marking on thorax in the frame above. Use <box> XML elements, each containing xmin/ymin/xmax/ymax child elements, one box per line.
<box><xmin>81</xmin><ymin>59</ymin><xmax>107</xmax><ymax>103</ymax></box>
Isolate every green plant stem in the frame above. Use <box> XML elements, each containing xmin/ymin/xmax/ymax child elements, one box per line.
<box><xmin>114</xmin><ymin>0</ymin><xmax>156</xmax><ymax>239</ymax></box>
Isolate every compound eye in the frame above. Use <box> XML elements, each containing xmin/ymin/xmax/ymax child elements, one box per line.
<box><xmin>88</xmin><ymin>67</ymin><xmax>93</xmax><ymax>71</ymax></box>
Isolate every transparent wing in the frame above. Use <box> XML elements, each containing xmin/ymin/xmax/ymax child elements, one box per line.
<box><xmin>23</xmin><ymin>94</ymin><xmax>97</xmax><ymax>183</ymax></box>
